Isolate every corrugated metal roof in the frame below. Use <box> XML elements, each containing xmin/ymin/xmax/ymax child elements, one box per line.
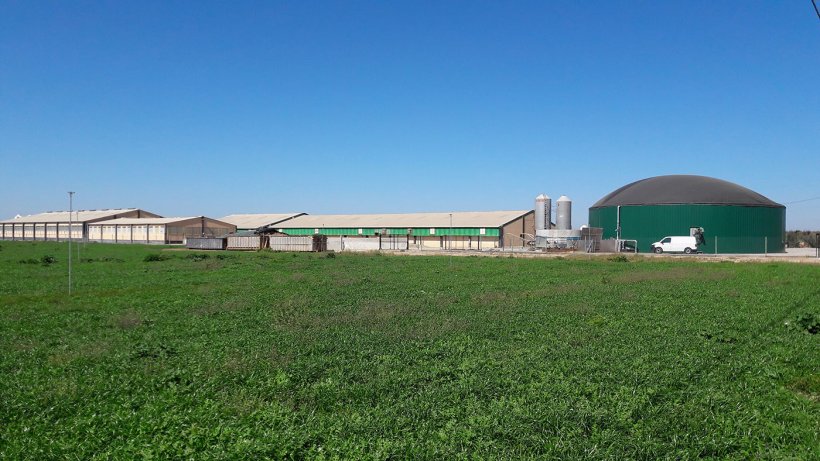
<box><xmin>218</xmin><ymin>213</ymin><xmax>306</xmax><ymax>229</ymax></box>
<box><xmin>274</xmin><ymin>211</ymin><xmax>532</xmax><ymax>229</ymax></box>
<box><xmin>591</xmin><ymin>175</ymin><xmax>784</xmax><ymax>208</ymax></box>
<box><xmin>90</xmin><ymin>217</ymin><xmax>201</xmax><ymax>225</ymax></box>
<box><xmin>91</xmin><ymin>216</ymin><xmax>237</xmax><ymax>227</ymax></box>
<box><xmin>1</xmin><ymin>208</ymin><xmax>144</xmax><ymax>224</ymax></box>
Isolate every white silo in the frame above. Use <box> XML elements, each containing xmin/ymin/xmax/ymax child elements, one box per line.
<box><xmin>534</xmin><ymin>194</ymin><xmax>551</xmax><ymax>231</ymax></box>
<box><xmin>556</xmin><ymin>195</ymin><xmax>572</xmax><ymax>230</ymax></box>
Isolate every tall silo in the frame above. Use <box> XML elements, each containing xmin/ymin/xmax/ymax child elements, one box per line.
<box><xmin>535</xmin><ymin>194</ymin><xmax>551</xmax><ymax>231</ymax></box>
<box><xmin>556</xmin><ymin>195</ymin><xmax>572</xmax><ymax>230</ymax></box>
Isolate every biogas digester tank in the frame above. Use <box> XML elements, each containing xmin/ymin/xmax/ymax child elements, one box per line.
<box><xmin>587</xmin><ymin>175</ymin><xmax>786</xmax><ymax>254</ymax></box>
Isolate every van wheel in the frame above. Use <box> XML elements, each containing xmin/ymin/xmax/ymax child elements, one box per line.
<box><xmin>684</xmin><ymin>247</ymin><xmax>692</xmax><ymax>254</ymax></box>
<box><xmin>654</xmin><ymin>247</ymin><xmax>663</xmax><ymax>254</ymax></box>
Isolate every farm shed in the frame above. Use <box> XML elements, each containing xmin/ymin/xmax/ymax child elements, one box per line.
<box><xmin>0</xmin><ymin>209</ymin><xmax>160</xmax><ymax>242</ymax></box>
<box><xmin>88</xmin><ymin>217</ymin><xmax>236</xmax><ymax>244</ymax></box>
<box><xmin>588</xmin><ymin>175</ymin><xmax>785</xmax><ymax>254</ymax></box>
<box><xmin>271</xmin><ymin>211</ymin><xmax>535</xmax><ymax>251</ymax></box>
<box><xmin>218</xmin><ymin>213</ymin><xmax>306</xmax><ymax>233</ymax></box>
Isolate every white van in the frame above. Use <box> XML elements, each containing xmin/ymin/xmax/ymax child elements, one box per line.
<box><xmin>650</xmin><ymin>236</ymin><xmax>698</xmax><ymax>254</ymax></box>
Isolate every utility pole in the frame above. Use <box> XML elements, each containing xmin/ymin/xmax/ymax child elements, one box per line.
<box><xmin>449</xmin><ymin>214</ymin><xmax>452</xmax><ymax>250</ymax></box>
<box><xmin>68</xmin><ymin>191</ymin><xmax>74</xmax><ymax>295</ymax></box>
<box><xmin>449</xmin><ymin>213</ymin><xmax>453</xmax><ymax>265</ymax></box>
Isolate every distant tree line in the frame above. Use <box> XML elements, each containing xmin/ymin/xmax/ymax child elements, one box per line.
<box><xmin>786</xmin><ymin>230</ymin><xmax>819</xmax><ymax>248</ymax></box>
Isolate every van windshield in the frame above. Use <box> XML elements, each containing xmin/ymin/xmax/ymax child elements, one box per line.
<box><xmin>661</xmin><ymin>238</ymin><xmax>671</xmax><ymax>243</ymax></box>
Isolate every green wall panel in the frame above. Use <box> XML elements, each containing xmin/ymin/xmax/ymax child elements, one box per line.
<box><xmin>589</xmin><ymin>204</ymin><xmax>785</xmax><ymax>254</ymax></box>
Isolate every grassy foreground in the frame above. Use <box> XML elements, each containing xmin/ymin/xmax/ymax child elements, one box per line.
<box><xmin>0</xmin><ymin>241</ymin><xmax>817</xmax><ymax>460</ymax></box>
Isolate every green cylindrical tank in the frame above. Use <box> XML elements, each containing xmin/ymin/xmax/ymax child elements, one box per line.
<box><xmin>588</xmin><ymin>175</ymin><xmax>786</xmax><ymax>254</ymax></box>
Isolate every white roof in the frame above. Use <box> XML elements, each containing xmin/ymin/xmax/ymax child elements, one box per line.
<box><xmin>1</xmin><ymin>208</ymin><xmax>142</xmax><ymax>224</ymax></box>
<box><xmin>275</xmin><ymin>210</ymin><xmax>532</xmax><ymax>229</ymax></box>
<box><xmin>218</xmin><ymin>213</ymin><xmax>305</xmax><ymax>229</ymax></box>
<box><xmin>90</xmin><ymin>217</ymin><xmax>200</xmax><ymax>226</ymax></box>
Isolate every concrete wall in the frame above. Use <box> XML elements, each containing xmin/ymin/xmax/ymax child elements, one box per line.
<box><xmin>149</xmin><ymin>225</ymin><xmax>165</xmax><ymax>242</ymax></box>
<box><xmin>324</xmin><ymin>235</ymin><xmax>417</xmax><ymax>252</ymax></box>
<box><xmin>0</xmin><ymin>223</ymin><xmax>82</xmax><ymax>241</ymax></box>
<box><xmin>88</xmin><ymin>225</ymin><xmax>102</xmax><ymax>241</ymax></box>
<box><xmin>89</xmin><ymin>224</ymin><xmax>167</xmax><ymax>244</ymax></box>
<box><xmin>267</xmin><ymin>236</ymin><xmax>316</xmax><ymax>252</ymax></box>
<box><xmin>340</xmin><ymin>236</ymin><xmax>381</xmax><ymax>251</ymax></box>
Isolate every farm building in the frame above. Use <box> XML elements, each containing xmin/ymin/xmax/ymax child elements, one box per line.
<box><xmin>270</xmin><ymin>210</ymin><xmax>535</xmax><ymax>251</ymax></box>
<box><xmin>0</xmin><ymin>209</ymin><xmax>160</xmax><ymax>242</ymax></box>
<box><xmin>588</xmin><ymin>175</ymin><xmax>785</xmax><ymax>254</ymax></box>
<box><xmin>218</xmin><ymin>213</ymin><xmax>306</xmax><ymax>232</ymax></box>
<box><xmin>87</xmin><ymin>217</ymin><xmax>236</xmax><ymax>244</ymax></box>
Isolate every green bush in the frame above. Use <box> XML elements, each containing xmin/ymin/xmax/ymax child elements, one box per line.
<box><xmin>787</xmin><ymin>312</ymin><xmax>819</xmax><ymax>334</ymax></box>
<box><xmin>143</xmin><ymin>254</ymin><xmax>170</xmax><ymax>262</ymax></box>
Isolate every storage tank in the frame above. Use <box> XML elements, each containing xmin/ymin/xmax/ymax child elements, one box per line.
<box><xmin>534</xmin><ymin>194</ymin><xmax>551</xmax><ymax>231</ymax></box>
<box><xmin>588</xmin><ymin>175</ymin><xmax>786</xmax><ymax>253</ymax></box>
<box><xmin>556</xmin><ymin>195</ymin><xmax>572</xmax><ymax>230</ymax></box>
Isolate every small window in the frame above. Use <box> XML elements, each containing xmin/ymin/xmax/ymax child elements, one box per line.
<box><xmin>661</xmin><ymin>237</ymin><xmax>671</xmax><ymax>244</ymax></box>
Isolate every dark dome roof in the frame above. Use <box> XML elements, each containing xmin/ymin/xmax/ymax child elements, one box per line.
<box><xmin>591</xmin><ymin>175</ymin><xmax>783</xmax><ymax>208</ymax></box>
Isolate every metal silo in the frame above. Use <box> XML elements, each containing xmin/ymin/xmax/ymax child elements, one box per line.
<box><xmin>556</xmin><ymin>195</ymin><xmax>572</xmax><ymax>230</ymax></box>
<box><xmin>535</xmin><ymin>194</ymin><xmax>551</xmax><ymax>231</ymax></box>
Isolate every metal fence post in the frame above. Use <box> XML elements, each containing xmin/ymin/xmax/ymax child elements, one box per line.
<box><xmin>715</xmin><ymin>236</ymin><xmax>718</xmax><ymax>255</ymax></box>
<box><xmin>765</xmin><ymin>237</ymin><xmax>767</xmax><ymax>256</ymax></box>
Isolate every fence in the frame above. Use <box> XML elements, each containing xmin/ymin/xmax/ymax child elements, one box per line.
<box><xmin>269</xmin><ymin>235</ymin><xmax>327</xmax><ymax>252</ymax></box>
<box><xmin>706</xmin><ymin>236</ymin><xmax>785</xmax><ymax>255</ymax></box>
<box><xmin>185</xmin><ymin>237</ymin><xmax>226</xmax><ymax>250</ymax></box>
<box><xmin>227</xmin><ymin>235</ymin><xmax>263</xmax><ymax>250</ymax></box>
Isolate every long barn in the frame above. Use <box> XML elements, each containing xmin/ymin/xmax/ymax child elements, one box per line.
<box><xmin>87</xmin><ymin>217</ymin><xmax>236</xmax><ymax>244</ymax></box>
<box><xmin>269</xmin><ymin>210</ymin><xmax>535</xmax><ymax>251</ymax></box>
<box><xmin>0</xmin><ymin>209</ymin><xmax>160</xmax><ymax>242</ymax></box>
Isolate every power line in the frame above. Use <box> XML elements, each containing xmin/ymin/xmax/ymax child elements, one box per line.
<box><xmin>813</xmin><ymin>0</ymin><xmax>820</xmax><ymax>22</ymax></box>
<box><xmin>784</xmin><ymin>196</ymin><xmax>820</xmax><ymax>205</ymax></box>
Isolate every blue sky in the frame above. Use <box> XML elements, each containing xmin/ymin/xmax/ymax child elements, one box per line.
<box><xmin>1</xmin><ymin>1</ymin><xmax>818</xmax><ymax>229</ymax></box>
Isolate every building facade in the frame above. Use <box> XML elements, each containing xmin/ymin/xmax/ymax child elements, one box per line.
<box><xmin>0</xmin><ymin>209</ymin><xmax>160</xmax><ymax>241</ymax></box>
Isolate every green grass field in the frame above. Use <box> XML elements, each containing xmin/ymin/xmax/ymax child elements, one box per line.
<box><xmin>0</xmin><ymin>241</ymin><xmax>817</xmax><ymax>459</ymax></box>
